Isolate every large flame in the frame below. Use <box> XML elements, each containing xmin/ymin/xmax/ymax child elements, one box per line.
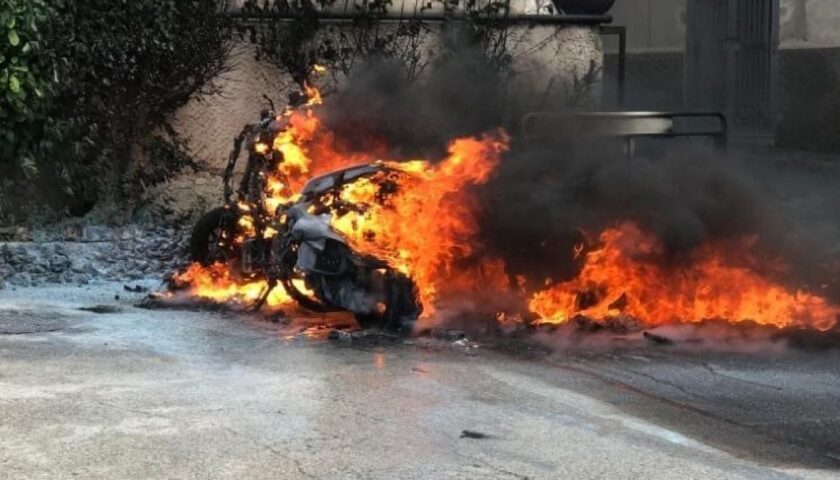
<box><xmin>330</xmin><ymin>133</ymin><xmax>510</xmax><ymax>314</ymax></box>
<box><xmin>528</xmin><ymin>222</ymin><xmax>840</xmax><ymax>330</ymax></box>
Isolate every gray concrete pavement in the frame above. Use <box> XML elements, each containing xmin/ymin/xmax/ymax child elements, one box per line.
<box><xmin>1</xmin><ymin>284</ymin><xmax>838</xmax><ymax>479</ymax></box>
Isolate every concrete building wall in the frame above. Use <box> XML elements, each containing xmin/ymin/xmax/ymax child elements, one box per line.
<box><xmin>781</xmin><ymin>0</ymin><xmax>840</xmax><ymax>48</ymax></box>
<box><xmin>604</xmin><ymin>0</ymin><xmax>840</xmax><ymax>151</ymax></box>
<box><xmin>607</xmin><ymin>0</ymin><xmax>840</xmax><ymax>53</ymax></box>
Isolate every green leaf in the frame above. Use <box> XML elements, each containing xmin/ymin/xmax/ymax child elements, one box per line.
<box><xmin>21</xmin><ymin>157</ymin><xmax>38</xmax><ymax>177</ymax></box>
<box><xmin>9</xmin><ymin>75</ymin><xmax>20</xmax><ymax>93</ymax></box>
<box><xmin>8</xmin><ymin>30</ymin><xmax>20</xmax><ymax>47</ymax></box>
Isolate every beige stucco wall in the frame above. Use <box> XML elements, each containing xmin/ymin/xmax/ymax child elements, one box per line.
<box><xmin>172</xmin><ymin>44</ymin><xmax>289</xmax><ymax>169</ymax></box>
<box><xmin>148</xmin><ymin>16</ymin><xmax>603</xmax><ymax>217</ymax></box>
<box><xmin>141</xmin><ymin>42</ymin><xmax>289</xmax><ymax>218</ymax></box>
<box><xmin>170</xmin><ymin>23</ymin><xmax>602</xmax><ymax>167</ymax></box>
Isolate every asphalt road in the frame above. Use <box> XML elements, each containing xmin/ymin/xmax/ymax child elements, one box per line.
<box><xmin>1</xmin><ymin>283</ymin><xmax>839</xmax><ymax>479</ymax></box>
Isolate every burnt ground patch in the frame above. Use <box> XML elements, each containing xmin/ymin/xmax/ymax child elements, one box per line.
<box><xmin>0</xmin><ymin>310</ymin><xmax>70</xmax><ymax>334</ymax></box>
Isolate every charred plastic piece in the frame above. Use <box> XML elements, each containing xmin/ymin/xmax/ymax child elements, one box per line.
<box><xmin>643</xmin><ymin>331</ymin><xmax>674</xmax><ymax>345</ymax></box>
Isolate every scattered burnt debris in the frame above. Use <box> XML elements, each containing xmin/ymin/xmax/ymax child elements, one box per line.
<box><xmin>327</xmin><ymin>329</ymin><xmax>403</xmax><ymax>346</ymax></box>
<box><xmin>430</xmin><ymin>328</ymin><xmax>467</xmax><ymax>341</ymax></box>
<box><xmin>137</xmin><ymin>293</ymin><xmax>231</xmax><ymax>312</ymax></box>
<box><xmin>123</xmin><ymin>284</ymin><xmax>149</xmax><ymax>293</ymax></box>
<box><xmin>643</xmin><ymin>331</ymin><xmax>674</xmax><ymax>346</ymax></box>
<box><xmin>460</xmin><ymin>430</ymin><xmax>492</xmax><ymax>439</ymax></box>
<box><xmin>327</xmin><ymin>330</ymin><xmax>354</xmax><ymax>342</ymax></box>
<box><xmin>78</xmin><ymin>305</ymin><xmax>122</xmax><ymax>314</ymax></box>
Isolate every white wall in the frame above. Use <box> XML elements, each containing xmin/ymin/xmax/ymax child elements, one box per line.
<box><xmin>782</xmin><ymin>0</ymin><xmax>840</xmax><ymax>48</ymax></box>
<box><xmin>606</xmin><ymin>0</ymin><xmax>840</xmax><ymax>54</ymax></box>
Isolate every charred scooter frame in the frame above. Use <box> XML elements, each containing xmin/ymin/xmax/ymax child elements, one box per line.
<box><xmin>188</xmin><ymin>99</ymin><xmax>422</xmax><ymax>332</ymax></box>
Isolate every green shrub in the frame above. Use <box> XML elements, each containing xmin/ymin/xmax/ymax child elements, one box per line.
<box><xmin>242</xmin><ymin>0</ymin><xmax>518</xmax><ymax>87</ymax></box>
<box><xmin>0</xmin><ymin>0</ymin><xmax>59</xmax><ymax>179</ymax></box>
<box><xmin>0</xmin><ymin>0</ymin><xmax>232</xmax><ymax>222</ymax></box>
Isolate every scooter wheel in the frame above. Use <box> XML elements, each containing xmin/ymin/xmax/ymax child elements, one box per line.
<box><xmin>189</xmin><ymin>207</ymin><xmax>233</xmax><ymax>266</ymax></box>
<box><xmin>382</xmin><ymin>272</ymin><xmax>423</xmax><ymax>333</ymax></box>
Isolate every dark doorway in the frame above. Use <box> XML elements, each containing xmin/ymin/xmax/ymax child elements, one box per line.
<box><xmin>685</xmin><ymin>0</ymin><xmax>779</xmax><ymax>142</ymax></box>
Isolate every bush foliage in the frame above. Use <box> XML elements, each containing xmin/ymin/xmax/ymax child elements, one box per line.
<box><xmin>0</xmin><ymin>0</ymin><xmax>58</xmax><ymax>180</ymax></box>
<box><xmin>242</xmin><ymin>0</ymin><xmax>516</xmax><ymax>85</ymax></box>
<box><xmin>0</xmin><ymin>0</ymin><xmax>232</xmax><ymax>221</ymax></box>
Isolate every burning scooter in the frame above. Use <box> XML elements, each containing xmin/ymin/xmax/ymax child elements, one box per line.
<box><xmin>186</xmin><ymin>95</ymin><xmax>422</xmax><ymax>332</ymax></box>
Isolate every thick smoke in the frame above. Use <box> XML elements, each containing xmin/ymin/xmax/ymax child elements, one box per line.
<box><xmin>479</xmin><ymin>147</ymin><xmax>760</xmax><ymax>284</ymax></box>
<box><xmin>320</xmin><ymin>28</ymin><xmax>509</xmax><ymax>159</ymax></box>
<box><xmin>316</xmin><ymin>33</ymin><xmax>840</xmax><ymax>305</ymax></box>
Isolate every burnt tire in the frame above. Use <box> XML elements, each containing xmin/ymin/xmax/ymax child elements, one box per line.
<box><xmin>190</xmin><ymin>207</ymin><xmax>231</xmax><ymax>266</ymax></box>
<box><xmin>349</xmin><ymin>272</ymin><xmax>421</xmax><ymax>333</ymax></box>
<box><xmin>382</xmin><ymin>272</ymin><xmax>423</xmax><ymax>333</ymax></box>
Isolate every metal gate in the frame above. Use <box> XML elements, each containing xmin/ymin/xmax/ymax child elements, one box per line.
<box><xmin>685</xmin><ymin>0</ymin><xmax>779</xmax><ymax>138</ymax></box>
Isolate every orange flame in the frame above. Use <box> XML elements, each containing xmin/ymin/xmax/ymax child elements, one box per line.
<box><xmin>172</xmin><ymin>262</ymin><xmax>309</xmax><ymax>308</ymax></box>
<box><xmin>528</xmin><ymin>222</ymin><xmax>840</xmax><ymax>330</ymax></box>
<box><xmin>330</xmin><ymin>132</ymin><xmax>510</xmax><ymax>313</ymax></box>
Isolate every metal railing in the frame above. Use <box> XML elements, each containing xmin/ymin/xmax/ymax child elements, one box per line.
<box><xmin>228</xmin><ymin>11</ymin><xmax>613</xmax><ymax>25</ymax></box>
<box><xmin>521</xmin><ymin>111</ymin><xmax>728</xmax><ymax>154</ymax></box>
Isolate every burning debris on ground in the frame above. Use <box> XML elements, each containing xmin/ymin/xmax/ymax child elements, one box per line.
<box><xmin>123</xmin><ymin>284</ymin><xmax>149</xmax><ymax>293</ymax></box>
